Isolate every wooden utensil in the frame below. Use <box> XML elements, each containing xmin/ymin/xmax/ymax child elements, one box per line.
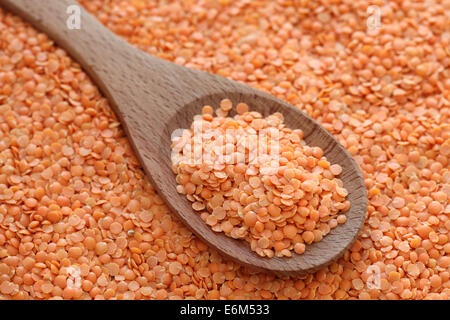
<box><xmin>0</xmin><ymin>0</ymin><xmax>367</xmax><ymax>275</ymax></box>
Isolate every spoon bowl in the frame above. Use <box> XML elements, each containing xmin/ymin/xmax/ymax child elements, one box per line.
<box><xmin>1</xmin><ymin>0</ymin><xmax>367</xmax><ymax>275</ymax></box>
<box><xmin>161</xmin><ymin>91</ymin><xmax>367</xmax><ymax>275</ymax></box>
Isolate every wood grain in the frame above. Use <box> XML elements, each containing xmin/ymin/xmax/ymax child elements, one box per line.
<box><xmin>0</xmin><ymin>0</ymin><xmax>367</xmax><ymax>275</ymax></box>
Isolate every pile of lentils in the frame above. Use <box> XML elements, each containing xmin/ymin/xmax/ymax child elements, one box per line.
<box><xmin>0</xmin><ymin>0</ymin><xmax>449</xmax><ymax>300</ymax></box>
<box><xmin>171</xmin><ymin>100</ymin><xmax>350</xmax><ymax>258</ymax></box>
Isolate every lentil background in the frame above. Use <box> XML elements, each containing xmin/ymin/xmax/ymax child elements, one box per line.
<box><xmin>0</xmin><ymin>0</ymin><xmax>449</xmax><ymax>300</ymax></box>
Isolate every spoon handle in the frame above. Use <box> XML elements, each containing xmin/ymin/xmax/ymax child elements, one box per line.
<box><xmin>0</xmin><ymin>0</ymin><xmax>241</xmax><ymax>120</ymax></box>
<box><xmin>0</xmin><ymin>0</ymin><xmax>180</xmax><ymax>114</ymax></box>
<box><xmin>0</xmin><ymin>0</ymin><xmax>135</xmax><ymax>82</ymax></box>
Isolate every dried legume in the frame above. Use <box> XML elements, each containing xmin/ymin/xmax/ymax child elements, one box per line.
<box><xmin>171</xmin><ymin>100</ymin><xmax>349</xmax><ymax>257</ymax></box>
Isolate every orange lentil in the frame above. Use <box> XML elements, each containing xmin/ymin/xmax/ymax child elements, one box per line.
<box><xmin>236</xmin><ymin>103</ymin><xmax>249</xmax><ymax>115</ymax></box>
<box><xmin>47</xmin><ymin>211</ymin><xmax>62</xmax><ymax>223</ymax></box>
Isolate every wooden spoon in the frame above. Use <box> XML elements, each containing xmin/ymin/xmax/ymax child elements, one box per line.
<box><xmin>1</xmin><ymin>0</ymin><xmax>367</xmax><ymax>275</ymax></box>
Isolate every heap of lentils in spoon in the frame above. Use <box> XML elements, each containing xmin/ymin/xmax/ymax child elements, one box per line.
<box><xmin>171</xmin><ymin>99</ymin><xmax>350</xmax><ymax>258</ymax></box>
<box><xmin>0</xmin><ymin>0</ymin><xmax>449</xmax><ymax>300</ymax></box>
